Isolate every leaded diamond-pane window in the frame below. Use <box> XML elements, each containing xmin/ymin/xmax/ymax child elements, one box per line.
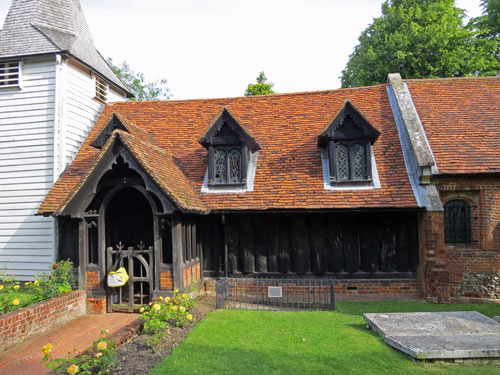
<box><xmin>444</xmin><ymin>200</ymin><xmax>472</xmax><ymax>245</ymax></box>
<box><xmin>214</xmin><ymin>148</ymin><xmax>227</xmax><ymax>184</ymax></box>
<box><xmin>331</xmin><ymin>141</ymin><xmax>369</xmax><ymax>183</ymax></box>
<box><xmin>351</xmin><ymin>143</ymin><xmax>365</xmax><ymax>180</ymax></box>
<box><xmin>228</xmin><ymin>149</ymin><xmax>242</xmax><ymax>184</ymax></box>
<box><xmin>335</xmin><ymin>144</ymin><xmax>349</xmax><ymax>181</ymax></box>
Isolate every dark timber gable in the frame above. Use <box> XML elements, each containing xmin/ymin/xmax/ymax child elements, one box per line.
<box><xmin>91</xmin><ymin>114</ymin><xmax>130</xmax><ymax>149</ymax></box>
<box><xmin>319</xmin><ymin>100</ymin><xmax>380</xmax><ymax>185</ymax></box>
<box><xmin>200</xmin><ymin>107</ymin><xmax>260</xmax><ymax>186</ymax></box>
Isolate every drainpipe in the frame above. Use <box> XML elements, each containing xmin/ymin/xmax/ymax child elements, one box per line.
<box><xmin>221</xmin><ymin>214</ymin><xmax>228</xmax><ymax>278</ymax></box>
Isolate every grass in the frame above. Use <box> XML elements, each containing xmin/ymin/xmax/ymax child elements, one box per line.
<box><xmin>151</xmin><ymin>301</ymin><xmax>500</xmax><ymax>375</ymax></box>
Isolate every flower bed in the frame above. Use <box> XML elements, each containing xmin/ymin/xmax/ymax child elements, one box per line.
<box><xmin>0</xmin><ymin>290</ymin><xmax>86</xmax><ymax>351</ymax></box>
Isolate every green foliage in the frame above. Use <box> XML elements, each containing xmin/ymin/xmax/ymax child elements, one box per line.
<box><xmin>107</xmin><ymin>58</ymin><xmax>171</xmax><ymax>101</ymax></box>
<box><xmin>341</xmin><ymin>0</ymin><xmax>500</xmax><ymax>88</ymax></box>
<box><xmin>139</xmin><ymin>290</ymin><xmax>195</xmax><ymax>350</ymax></box>
<box><xmin>244</xmin><ymin>72</ymin><xmax>275</xmax><ymax>96</ymax></box>
<box><xmin>0</xmin><ymin>260</ymin><xmax>75</xmax><ymax>315</ymax></box>
<box><xmin>151</xmin><ymin>301</ymin><xmax>500</xmax><ymax>375</ymax></box>
<box><xmin>480</xmin><ymin>0</ymin><xmax>500</xmax><ymax>37</ymax></box>
<box><xmin>42</xmin><ymin>330</ymin><xmax>116</xmax><ymax>375</ymax></box>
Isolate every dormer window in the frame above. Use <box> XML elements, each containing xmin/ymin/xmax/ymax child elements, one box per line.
<box><xmin>200</xmin><ymin>107</ymin><xmax>260</xmax><ymax>187</ymax></box>
<box><xmin>0</xmin><ymin>61</ymin><xmax>20</xmax><ymax>88</ymax></box>
<box><xmin>214</xmin><ymin>147</ymin><xmax>242</xmax><ymax>184</ymax></box>
<box><xmin>319</xmin><ymin>100</ymin><xmax>380</xmax><ymax>185</ymax></box>
<box><xmin>94</xmin><ymin>75</ymin><xmax>108</xmax><ymax>103</ymax></box>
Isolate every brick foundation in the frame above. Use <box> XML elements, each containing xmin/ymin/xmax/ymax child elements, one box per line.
<box><xmin>204</xmin><ymin>278</ymin><xmax>418</xmax><ymax>298</ymax></box>
<box><xmin>160</xmin><ymin>270</ymin><xmax>174</xmax><ymax>291</ymax></box>
<box><xmin>86</xmin><ymin>297</ymin><xmax>107</xmax><ymax>314</ymax></box>
<box><xmin>0</xmin><ymin>290</ymin><xmax>86</xmax><ymax>351</ymax></box>
<box><xmin>182</xmin><ymin>262</ymin><xmax>201</xmax><ymax>289</ymax></box>
<box><xmin>86</xmin><ymin>270</ymin><xmax>100</xmax><ymax>291</ymax></box>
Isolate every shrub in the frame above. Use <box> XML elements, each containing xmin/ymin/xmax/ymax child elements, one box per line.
<box><xmin>0</xmin><ymin>260</ymin><xmax>75</xmax><ymax>315</ymax></box>
<box><xmin>42</xmin><ymin>330</ymin><xmax>116</xmax><ymax>375</ymax></box>
<box><xmin>139</xmin><ymin>289</ymin><xmax>196</xmax><ymax>349</ymax></box>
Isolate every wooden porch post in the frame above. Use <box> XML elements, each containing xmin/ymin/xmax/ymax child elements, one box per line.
<box><xmin>172</xmin><ymin>216</ymin><xmax>183</xmax><ymax>290</ymax></box>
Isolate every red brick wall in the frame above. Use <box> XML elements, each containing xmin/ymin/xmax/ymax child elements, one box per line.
<box><xmin>0</xmin><ymin>290</ymin><xmax>86</xmax><ymax>351</ymax></box>
<box><xmin>418</xmin><ymin>176</ymin><xmax>500</xmax><ymax>301</ymax></box>
<box><xmin>204</xmin><ymin>278</ymin><xmax>418</xmax><ymax>298</ymax></box>
<box><xmin>182</xmin><ymin>262</ymin><xmax>201</xmax><ymax>289</ymax></box>
<box><xmin>86</xmin><ymin>270</ymin><xmax>100</xmax><ymax>291</ymax></box>
<box><xmin>160</xmin><ymin>270</ymin><xmax>174</xmax><ymax>291</ymax></box>
<box><xmin>86</xmin><ymin>297</ymin><xmax>107</xmax><ymax>314</ymax></box>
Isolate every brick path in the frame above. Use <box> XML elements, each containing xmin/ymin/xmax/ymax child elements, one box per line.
<box><xmin>0</xmin><ymin>313</ymin><xmax>140</xmax><ymax>375</ymax></box>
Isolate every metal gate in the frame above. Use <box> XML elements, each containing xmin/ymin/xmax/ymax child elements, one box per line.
<box><xmin>106</xmin><ymin>242</ymin><xmax>153</xmax><ymax>312</ymax></box>
<box><xmin>216</xmin><ymin>277</ymin><xmax>335</xmax><ymax>311</ymax></box>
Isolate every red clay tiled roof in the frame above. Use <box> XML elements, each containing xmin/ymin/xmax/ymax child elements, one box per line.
<box><xmin>406</xmin><ymin>76</ymin><xmax>500</xmax><ymax>175</ymax></box>
<box><xmin>40</xmin><ymin>84</ymin><xmax>420</xmax><ymax>214</ymax></box>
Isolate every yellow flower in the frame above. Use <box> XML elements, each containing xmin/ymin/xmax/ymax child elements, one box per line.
<box><xmin>95</xmin><ymin>352</ymin><xmax>102</xmax><ymax>358</ymax></box>
<box><xmin>97</xmin><ymin>341</ymin><xmax>107</xmax><ymax>351</ymax></box>
<box><xmin>172</xmin><ymin>305</ymin><xmax>178</xmax><ymax>311</ymax></box>
<box><xmin>164</xmin><ymin>296</ymin><xmax>170</xmax><ymax>302</ymax></box>
<box><xmin>34</xmin><ymin>280</ymin><xmax>39</xmax><ymax>285</ymax></box>
<box><xmin>148</xmin><ymin>302</ymin><xmax>152</xmax><ymax>306</ymax></box>
<box><xmin>25</xmin><ymin>282</ymin><xmax>30</xmax><ymax>286</ymax></box>
<box><xmin>182</xmin><ymin>293</ymin><xmax>187</xmax><ymax>299</ymax></box>
<box><xmin>12</xmin><ymin>298</ymin><xmax>20</xmax><ymax>306</ymax></box>
<box><xmin>139</xmin><ymin>307</ymin><xmax>145</xmax><ymax>313</ymax></box>
<box><xmin>13</xmin><ymin>285</ymin><xmax>19</xmax><ymax>290</ymax></box>
<box><xmin>67</xmin><ymin>364</ymin><xmax>79</xmax><ymax>374</ymax></box>
<box><xmin>159</xmin><ymin>296</ymin><xmax>163</xmax><ymax>301</ymax></box>
<box><xmin>41</xmin><ymin>343</ymin><xmax>53</xmax><ymax>355</ymax></box>
<box><xmin>153</xmin><ymin>303</ymin><xmax>161</xmax><ymax>312</ymax></box>
<box><xmin>187</xmin><ymin>314</ymin><xmax>193</xmax><ymax>321</ymax></box>
<box><xmin>174</xmin><ymin>289</ymin><xmax>179</xmax><ymax>294</ymax></box>
<box><xmin>0</xmin><ymin>285</ymin><xmax>4</xmax><ymax>290</ymax></box>
<box><xmin>179</xmin><ymin>306</ymin><xmax>186</xmax><ymax>312</ymax></box>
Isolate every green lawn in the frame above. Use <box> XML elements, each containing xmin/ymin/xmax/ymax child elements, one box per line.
<box><xmin>151</xmin><ymin>301</ymin><xmax>500</xmax><ymax>375</ymax></box>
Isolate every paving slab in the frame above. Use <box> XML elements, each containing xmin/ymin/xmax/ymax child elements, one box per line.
<box><xmin>364</xmin><ymin>311</ymin><xmax>500</xmax><ymax>360</ymax></box>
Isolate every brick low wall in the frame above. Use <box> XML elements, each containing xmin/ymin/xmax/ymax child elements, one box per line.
<box><xmin>0</xmin><ymin>290</ymin><xmax>86</xmax><ymax>351</ymax></box>
<box><xmin>204</xmin><ymin>278</ymin><xmax>418</xmax><ymax>299</ymax></box>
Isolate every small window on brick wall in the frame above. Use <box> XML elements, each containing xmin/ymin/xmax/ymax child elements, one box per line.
<box><xmin>0</xmin><ymin>61</ymin><xmax>20</xmax><ymax>88</ymax></box>
<box><xmin>94</xmin><ymin>76</ymin><xmax>108</xmax><ymax>103</ymax></box>
<box><xmin>444</xmin><ymin>199</ymin><xmax>472</xmax><ymax>245</ymax></box>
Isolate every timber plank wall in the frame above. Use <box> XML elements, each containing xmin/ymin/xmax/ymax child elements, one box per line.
<box><xmin>202</xmin><ymin>212</ymin><xmax>419</xmax><ymax>279</ymax></box>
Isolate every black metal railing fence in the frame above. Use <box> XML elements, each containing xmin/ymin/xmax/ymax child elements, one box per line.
<box><xmin>216</xmin><ymin>277</ymin><xmax>335</xmax><ymax>311</ymax></box>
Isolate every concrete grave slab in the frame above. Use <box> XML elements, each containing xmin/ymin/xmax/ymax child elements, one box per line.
<box><xmin>364</xmin><ymin>311</ymin><xmax>500</xmax><ymax>359</ymax></box>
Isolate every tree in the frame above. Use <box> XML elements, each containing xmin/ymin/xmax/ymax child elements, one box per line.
<box><xmin>479</xmin><ymin>0</ymin><xmax>500</xmax><ymax>37</ymax></box>
<box><xmin>107</xmin><ymin>59</ymin><xmax>171</xmax><ymax>101</ymax></box>
<box><xmin>244</xmin><ymin>72</ymin><xmax>275</xmax><ymax>96</ymax></box>
<box><xmin>340</xmin><ymin>0</ymin><xmax>500</xmax><ymax>88</ymax></box>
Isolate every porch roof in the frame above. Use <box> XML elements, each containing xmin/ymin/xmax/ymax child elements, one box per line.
<box><xmin>39</xmin><ymin>83</ymin><xmax>422</xmax><ymax>214</ymax></box>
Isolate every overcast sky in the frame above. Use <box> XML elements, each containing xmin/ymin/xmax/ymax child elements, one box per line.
<box><xmin>0</xmin><ymin>0</ymin><xmax>484</xmax><ymax>99</ymax></box>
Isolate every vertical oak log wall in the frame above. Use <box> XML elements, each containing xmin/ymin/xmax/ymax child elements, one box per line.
<box><xmin>202</xmin><ymin>212</ymin><xmax>419</xmax><ymax>278</ymax></box>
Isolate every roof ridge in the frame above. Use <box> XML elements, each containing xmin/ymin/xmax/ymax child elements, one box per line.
<box><xmin>108</xmin><ymin>83</ymin><xmax>390</xmax><ymax>105</ymax></box>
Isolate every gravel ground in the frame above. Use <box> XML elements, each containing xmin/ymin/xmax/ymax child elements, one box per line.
<box><xmin>111</xmin><ymin>295</ymin><xmax>215</xmax><ymax>375</ymax></box>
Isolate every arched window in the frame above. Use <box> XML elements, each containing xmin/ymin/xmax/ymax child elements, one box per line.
<box><xmin>444</xmin><ymin>199</ymin><xmax>472</xmax><ymax>245</ymax></box>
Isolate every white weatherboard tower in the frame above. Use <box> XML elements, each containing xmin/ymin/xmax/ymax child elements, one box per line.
<box><xmin>0</xmin><ymin>0</ymin><xmax>131</xmax><ymax>279</ymax></box>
